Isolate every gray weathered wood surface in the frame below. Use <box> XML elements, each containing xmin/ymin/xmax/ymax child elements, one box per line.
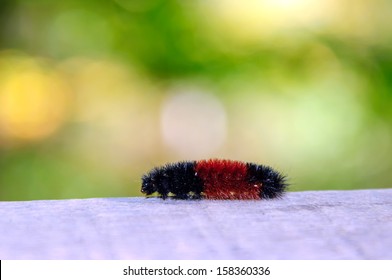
<box><xmin>0</xmin><ymin>189</ymin><xmax>391</xmax><ymax>259</ymax></box>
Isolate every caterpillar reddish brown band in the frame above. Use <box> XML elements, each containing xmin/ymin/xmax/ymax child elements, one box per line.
<box><xmin>141</xmin><ymin>159</ymin><xmax>287</xmax><ymax>200</ymax></box>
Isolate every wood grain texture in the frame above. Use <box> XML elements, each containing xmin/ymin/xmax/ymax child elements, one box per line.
<box><xmin>0</xmin><ymin>189</ymin><xmax>391</xmax><ymax>259</ymax></box>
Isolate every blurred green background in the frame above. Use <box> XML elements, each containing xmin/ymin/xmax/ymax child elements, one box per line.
<box><xmin>1</xmin><ymin>0</ymin><xmax>391</xmax><ymax>201</ymax></box>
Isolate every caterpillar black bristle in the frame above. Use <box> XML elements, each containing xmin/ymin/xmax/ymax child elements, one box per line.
<box><xmin>141</xmin><ymin>159</ymin><xmax>288</xmax><ymax>200</ymax></box>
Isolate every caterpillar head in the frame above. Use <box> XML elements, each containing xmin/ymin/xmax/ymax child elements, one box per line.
<box><xmin>141</xmin><ymin>174</ymin><xmax>156</xmax><ymax>195</ymax></box>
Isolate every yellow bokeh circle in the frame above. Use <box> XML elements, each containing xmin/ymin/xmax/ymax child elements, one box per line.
<box><xmin>0</xmin><ymin>54</ymin><xmax>71</xmax><ymax>141</ymax></box>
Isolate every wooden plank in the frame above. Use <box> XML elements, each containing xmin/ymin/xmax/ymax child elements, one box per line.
<box><xmin>0</xmin><ymin>189</ymin><xmax>391</xmax><ymax>259</ymax></box>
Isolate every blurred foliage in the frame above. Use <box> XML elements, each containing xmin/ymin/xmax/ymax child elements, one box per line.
<box><xmin>1</xmin><ymin>0</ymin><xmax>392</xmax><ymax>200</ymax></box>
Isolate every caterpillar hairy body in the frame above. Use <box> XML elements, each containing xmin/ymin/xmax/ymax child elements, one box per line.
<box><xmin>141</xmin><ymin>159</ymin><xmax>287</xmax><ymax>200</ymax></box>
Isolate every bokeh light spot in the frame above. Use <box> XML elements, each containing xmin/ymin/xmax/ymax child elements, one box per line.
<box><xmin>161</xmin><ymin>88</ymin><xmax>227</xmax><ymax>158</ymax></box>
<box><xmin>200</xmin><ymin>0</ymin><xmax>335</xmax><ymax>43</ymax></box>
<box><xmin>0</xmin><ymin>55</ymin><xmax>71</xmax><ymax>142</ymax></box>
